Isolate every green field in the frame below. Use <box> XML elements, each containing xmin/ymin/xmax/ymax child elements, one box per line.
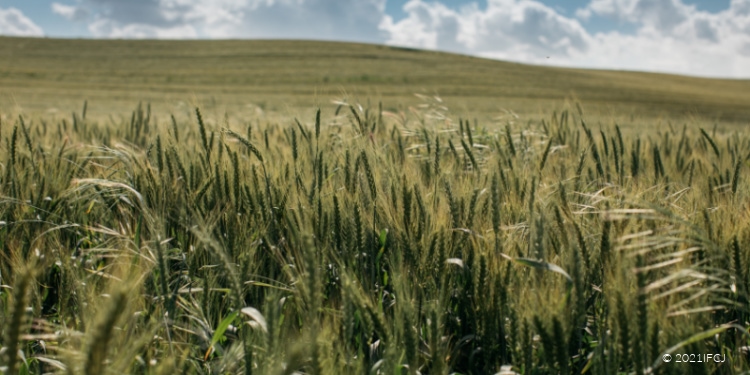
<box><xmin>2</xmin><ymin>37</ymin><xmax>750</xmax><ymax>127</ymax></box>
<box><xmin>2</xmin><ymin>37</ymin><xmax>750</xmax><ymax>375</ymax></box>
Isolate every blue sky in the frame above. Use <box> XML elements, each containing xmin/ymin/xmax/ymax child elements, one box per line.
<box><xmin>1</xmin><ymin>0</ymin><xmax>749</xmax><ymax>78</ymax></box>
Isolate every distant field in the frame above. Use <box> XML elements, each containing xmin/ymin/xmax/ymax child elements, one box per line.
<box><xmin>1</xmin><ymin>37</ymin><xmax>750</xmax><ymax>128</ymax></box>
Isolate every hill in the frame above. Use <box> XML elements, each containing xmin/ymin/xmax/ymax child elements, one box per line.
<box><xmin>1</xmin><ymin>37</ymin><xmax>749</xmax><ymax>126</ymax></box>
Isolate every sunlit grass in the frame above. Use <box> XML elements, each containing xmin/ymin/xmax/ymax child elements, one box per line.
<box><xmin>2</xmin><ymin>94</ymin><xmax>750</xmax><ymax>374</ymax></box>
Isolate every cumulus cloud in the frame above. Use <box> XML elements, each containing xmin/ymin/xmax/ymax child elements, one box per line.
<box><xmin>576</xmin><ymin>0</ymin><xmax>694</xmax><ymax>32</ymax></box>
<box><xmin>0</xmin><ymin>7</ymin><xmax>44</xmax><ymax>36</ymax></box>
<box><xmin>570</xmin><ymin>0</ymin><xmax>750</xmax><ymax>76</ymax></box>
<box><xmin>381</xmin><ymin>0</ymin><xmax>750</xmax><ymax>78</ymax></box>
<box><xmin>381</xmin><ymin>0</ymin><xmax>590</xmax><ymax>61</ymax></box>
<box><xmin>51</xmin><ymin>0</ymin><xmax>202</xmax><ymax>38</ymax></box>
<box><xmin>52</xmin><ymin>3</ymin><xmax>90</xmax><ymax>22</ymax></box>
<box><xmin>575</xmin><ymin>0</ymin><xmax>750</xmax><ymax>47</ymax></box>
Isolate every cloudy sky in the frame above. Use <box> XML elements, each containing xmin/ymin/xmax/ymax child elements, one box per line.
<box><xmin>1</xmin><ymin>0</ymin><xmax>749</xmax><ymax>78</ymax></box>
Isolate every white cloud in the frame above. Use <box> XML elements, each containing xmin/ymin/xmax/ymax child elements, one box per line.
<box><xmin>577</xmin><ymin>0</ymin><xmax>694</xmax><ymax>31</ymax></box>
<box><xmin>52</xmin><ymin>3</ymin><xmax>89</xmax><ymax>22</ymax></box>
<box><xmin>0</xmin><ymin>7</ymin><xmax>44</xmax><ymax>36</ymax></box>
<box><xmin>381</xmin><ymin>0</ymin><xmax>591</xmax><ymax>62</ymax></box>
<box><xmin>52</xmin><ymin>0</ymin><xmax>201</xmax><ymax>38</ymax></box>
<box><xmin>378</xmin><ymin>1</ymin><xmax>462</xmax><ymax>50</ymax></box>
<box><xmin>570</xmin><ymin>0</ymin><xmax>750</xmax><ymax>76</ymax></box>
<box><xmin>563</xmin><ymin>31</ymin><xmax>749</xmax><ymax>77</ymax></box>
<box><xmin>381</xmin><ymin>0</ymin><xmax>750</xmax><ymax>78</ymax></box>
<box><xmin>381</xmin><ymin>0</ymin><xmax>592</xmax><ymax>62</ymax></box>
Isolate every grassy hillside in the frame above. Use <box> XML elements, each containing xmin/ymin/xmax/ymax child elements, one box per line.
<box><xmin>1</xmin><ymin>37</ymin><xmax>749</xmax><ymax>125</ymax></box>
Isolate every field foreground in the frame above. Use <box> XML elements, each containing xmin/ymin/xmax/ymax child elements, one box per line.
<box><xmin>1</xmin><ymin>99</ymin><xmax>750</xmax><ymax>375</ymax></box>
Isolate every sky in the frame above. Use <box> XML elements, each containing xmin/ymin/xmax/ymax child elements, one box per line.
<box><xmin>1</xmin><ymin>0</ymin><xmax>749</xmax><ymax>79</ymax></box>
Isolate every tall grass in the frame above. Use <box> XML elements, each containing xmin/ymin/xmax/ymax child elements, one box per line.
<box><xmin>1</xmin><ymin>99</ymin><xmax>750</xmax><ymax>374</ymax></box>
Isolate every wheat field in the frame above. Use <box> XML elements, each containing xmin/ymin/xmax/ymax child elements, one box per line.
<box><xmin>2</xmin><ymin>38</ymin><xmax>750</xmax><ymax>375</ymax></box>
